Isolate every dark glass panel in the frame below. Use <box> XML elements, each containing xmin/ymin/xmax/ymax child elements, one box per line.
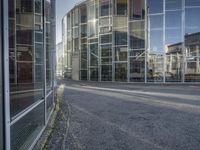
<box><xmin>129</xmin><ymin>0</ymin><xmax>145</xmax><ymax>20</ymax></box>
<box><xmin>81</xmin><ymin>70</ymin><xmax>88</xmax><ymax>80</ymax></box>
<box><xmin>115</xmin><ymin>63</ymin><xmax>127</xmax><ymax>81</ymax></box>
<box><xmin>35</xmin><ymin>0</ymin><xmax>42</xmax><ymax>13</ymax></box>
<box><xmin>115</xmin><ymin>30</ymin><xmax>127</xmax><ymax>45</ymax></box>
<box><xmin>90</xmin><ymin>68</ymin><xmax>98</xmax><ymax>81</ymax></box>
<box><xmin>115</xmin><ymin>47</ymin><xmax>127</xmax><ymax>61</ymax></box>
<box><xmin>80</xmin><ymin>5</ymin><xmax>87</xmax><ymax>23</ymax></box>
<box><xmin>100</xmin><ymin>0</ymin><xmax>110</xmax><ymax>16</ymax></box>
<box><xmin>81</xmin><ymin>24</ymin><xmax>87</xmax><ymax>38</ymax></box>
<box><xmin>101</xmin><ymin>65</ymin><xmax>112</xmax><ymax>81</ymax></box>
<box><xmin>130</xmin><ymin>57</ymin><xmax>145</xmax><ymax>82</ymax></box>
<box><xmin>100</xmin><ymin>34</ymin><xmax>112</xmax><ymax>44</ymax></box>
<box><xmin>114</xmin><ymin>0</ymin><xmax>127</xmax><ymax>15</ymax></box>
<box><xmin>101</xmin><ymin>44</ymin><xmax>112</xmax><ymax>57</ymax></box>
<box><xmin>17</xmin><ymin>45</ymin><xmax>33</xmax><ymax>61</ymax></box>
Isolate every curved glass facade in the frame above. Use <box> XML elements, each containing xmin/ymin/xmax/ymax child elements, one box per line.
<box><xmin>63</xmin><ymin>0</ymin><xmax>200</xmax><ymax>83</ymax></box>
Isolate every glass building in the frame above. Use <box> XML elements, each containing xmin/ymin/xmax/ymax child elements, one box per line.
<box><xmin>0</xmin><ymin>0</ymin><xmax>56</xmax><ymax>149</ymax></box>
<box><xmin>62</xmin><ymin>0</ymin><xmax>200</xmax><ymax>83</ymax></box>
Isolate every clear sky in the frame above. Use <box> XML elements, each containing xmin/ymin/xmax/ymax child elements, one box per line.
<box><xmin>56</xmin><ymin>0</ymin><xmax>80</xmax><ymax>44</ymax></box>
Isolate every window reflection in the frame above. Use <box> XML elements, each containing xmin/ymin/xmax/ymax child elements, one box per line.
<box><xmin>129</xmin><ymin>0</ymin><xmax>145</xmax><ymax>20</ymax></box>
<box><xmin>114</xmin><ymin>0</ymin><xmax>127</xmax><ymax>15</ymax></box>
<box><xmin>147</xmin><ymin>0</ymin><xmax>163</xmax><ymax>14</ymax></box>
<box><xmin>9</xmin><ymin>0</ymin><xmax>44</xmax><ymax>117</ymax></box>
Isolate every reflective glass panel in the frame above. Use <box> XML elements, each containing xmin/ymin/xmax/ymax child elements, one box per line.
<box><xmin>114</xmin><ymin>0</ymin><xmax>127</xmax><ymax>15</ymax></box>
<box><xmin>165</xmin><ymin>0</ymin><xmax>182</xmax><ymax>10</ymax></box>
<box><xmin>185</xmin><ymin>0</ymin><xmax>200</xmax><ymax>7</ymax></box>
<box><xmin>185</xmin><ymin>8</ymin><xmax>200</xmax><ymax>34</ymax></box>
<box><xmin>9</xmin><ymin>0</ymin><xmax>45</xmax><ymax>117</ymax></box>
<box><xmin>130</xmin><ymin>57</ymin><xmax>145</xmax><ymax>82</ymax></box>
<box><xmin>147</xmin><ymin>0</ymin><xmax>163</xmax><ymax>14</ymax></box>
<box><xmin>80</xmin><ymin>5</ymin><xmax>87</xmax><ymax>23</ymax></box>
<box><xmin>115</xmin><ymin>47</ymin><xmax>127</xmax><ymax>61</ymax></box>
<box><xmin>129</xmin><ymin>0</ymin><xmax>145</xmax><ymax>20</ymax></box>
<box><xmin>100</xmin><ymin>0</ymin><xmax>110</xmax><ymax>16</ymax></box>
<box><xmin>115</xmin><ymin>63</ymin><xmax>127</xmax><ymax>81</ymax></box>
<box><xmin>11</xmin><ymin>102</ymin><xmax>45</xmax><ymax>150</ymax></box>
<box><xmin>101</xmin><ymin>65</ymin><xmax>112</xmax><ymax>81</ymax></box>
<box><xmin>147</xmin><ymin>56</ymin><xmax>164</xmax><ymax>82</ymax></box>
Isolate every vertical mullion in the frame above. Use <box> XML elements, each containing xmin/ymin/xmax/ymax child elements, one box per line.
<box><xmin>127</xmin><ymin>0</ymin><xmax>130</xmax><ymax>82</ymax></box>
<box><xmin>3</xmin><ymin>0</ymin><xmax>11</xmax><ymax>149</ymax></box>
<box><xmin>145</xmin><ymin>0</ymin><xmax>147</xmax><ymax>83</ymax></box>
<box><xmin>163</xmin><ymin>0</ymin><xmax>166</xmax><ymax>83</ymax></box>
<box><xmin>43</xmin><ymin>0</ymin><xmax>47</xmax><ymax>124</ymax></box>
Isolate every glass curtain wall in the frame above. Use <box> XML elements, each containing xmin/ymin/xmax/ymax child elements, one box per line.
<box><xmin>129</xmin><ymin>0</ymin><xmax>145</xmax><ymax>82</ymax></box>
<box><xmin>80</xmin><ymin>4</ymin><xmax>88</xmax><ymax>80</ymax></box>
<box><xmin>113</xmin><ymin>0</ymin><xmax>128</xmax><ymax>81</ymax></box>
<box><xmin>99</xmin><ymin>0</ymin><xmax>112</xmax><ymax>81</ymax></box>
<box><xmin>185</xmin><ymin>0</ymin><xmax>200</xmax><ymax>82</ymax></box>
<box><xmin>147</xmin><ymin>0</ymin><xmax>164</xmax><ymax>82</ymax></box>
<box><xmin>88</xmin><ymin>0</ymin><xmax>99</xmax><ymax>81</ymax></box>
<box><xmin>63</xmin><ymin>0</ymin><xmax>200</xmax><ymax>83</ymax></box>
<box><xmin>7</xmin><ymin>0</ymin><xmax>55</xmax><ymax>149</ymax></box>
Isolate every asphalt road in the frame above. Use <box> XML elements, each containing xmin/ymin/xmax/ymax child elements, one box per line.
<box><xmin>46</xmin><ymin>80</ymin><xmax>200</xmax><ymax>150</ymax></box>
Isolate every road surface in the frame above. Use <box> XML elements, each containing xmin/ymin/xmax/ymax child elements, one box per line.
<box><xmin>46</xmin><ymin>80</ymin><xmax>200</xmax><ymax>150</ymax></box>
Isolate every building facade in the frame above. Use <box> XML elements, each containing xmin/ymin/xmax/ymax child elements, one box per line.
<box><xmin>0</xmin><ymin>0</ymin><xmax>56</xmax><ymax>150</ymax></box>
<box><xmin>56</xmin><ymin>42</ymin><xmax>63</xmax><ymax>77</ymax></box>
<box><xmin>62</xmin><ymin>0</ymin><xmax>200</xmax><ymax>83</ymax></box>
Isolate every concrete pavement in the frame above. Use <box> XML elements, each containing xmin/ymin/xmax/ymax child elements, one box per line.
<box><xmin>44</xmin><ymin>80</ymin><xmax>200</xmax><ymax>150</ymax></box>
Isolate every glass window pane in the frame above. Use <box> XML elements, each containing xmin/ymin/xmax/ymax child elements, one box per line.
<box><xmin>81</xmin><ymin>70</ymin><xmax>87</xmax><ymax>80</ymax></box>
<box><xmin>80</xmin><ymin>5</ymin><xmax>87</xmax><ymax>23</ymax></box>
<box><xmin>130</xmin><ymin>57</ymin><xmax>145</xmax><ymax>82</ymax></box>
<box><xmin>100</xmin><ymin>34</ymin><xmax>112</xmax><ymax>44</ymax></box>
<box><xmin>9</xmin><ymin>0</ymin><xmax>45</xmax><ymax>117</ymax></box>
<box><xmin>101</xmin><ymin>65</ymin><xmax>112</xmax><ymax>81</ymax></box>
<box><xmin>115</xmin><ymin>28</ymin><xmax>127</xmax><ymax>45</ymax></box>
<box><xmin>115</xmin><ymin>47</ymin><xmax>127</xmax><ymax>61</ymax></box>
<box><xmin>90</xmin><ymin>68</ymin><xmax>98</xmax><ymax>81</ymax></box>
<box><xmin>185</xmin><ymin>0</ymin><xmax>200</xmax><ymax>7</ymax></box>
<box><xmin>147</xmin><ymin>0</ymin><xmax>163</xmax><ymax>14</ymax></box>
<box><xmin>114</xmin><ymin>0</ymin><xmax>127</xmax><ymax>15</ymax></box>
<box><xmin>11</xmin><ymin>102</ymin><xmax>45</xmax><ymax>150</ymax></box>
<box><xmin>115</xmin><ymin>63</ymin><xmax>127</xmax><ymax>81</ymax></box>
<box><xmin>149</xmin><ymin>15</ymin><xmax>163</xmax><ymax>30</ymax></box>
<box><xmin>129</xmin><ymin>0</ymin><xmax>145</xmax><ymax>20</ymax></box>
<box><xmin>100</xmin><ymin>0</ymin><xmax>110</xmax><ymax>16</ymax></box>
<box><xmin>165</xmin><ymin>11</ymin><xmax>182</xmax><ymax>45</ymax></box>
<box><xmin>147</xmin><ymin>56</ymin><xmax>164</xmax><ymax>82</ymax></box>
<box><xmin>185</xmin><ymin>8</ymin><xmax>200</xmax><ymax>34</ymax></box>
<box><xmin>165</xmin><ymin>0</ymin><xmax>182</xmax><ymax>10</ymax></box>
<box><xmin>149</xmin><ymin>30</ymin><xmax>164</xmax><ymax>54</ymax></box>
